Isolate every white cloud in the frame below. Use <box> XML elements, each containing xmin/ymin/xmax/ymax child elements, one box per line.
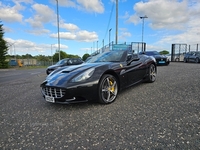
<box><xmin>25</xmin><ymin>3</ymin><xmax>55</xmax><ymax>28</ymax></box>
<box><xmin>76</xmin><ymin>30</ymin><xmax>98</xmax><ymax>42</ymax></box>
<box><xmin>26</xmin><ymin>29</ymin><xmax>50</xmax><ymax>35</ymax></box>
<box><xmin>50</xmin><ymin>30</ymin><xmax>98</xmax><ymax>42</ymax></box>
<box><xmin>13</xmin><ymin>0</ymin><xmax>33</xmax><ymax>3</ymax></box>
<box><xmin>60</xmin><ymin>22</ymin><xmax>79</xmax><ymax>31</ymax></box>
<box><xmin>126</xmin><ymin>0</ymin><xmax>200</xmax><ymax>50</ymax></box>
<box><xmin>5</xmin><ymin>38</ymin><xmax>68</xmax><ymax>55</ymax></box>
<box><xmin>127</xmin><ymin>0</ymin><xmax>194</xmax><ymax>30</ymax></box>
<box><xmin>50</xmin><ymin>32</ymin><xmax>76</xmax><ymax>40</ymax></box>
<box><xmin>0</xmin><ymin>2</ymin><xmax>24</xmax><ymax>22</ymax></box>
<box><xmin>51</xmin><ymin>0</ymin><xmax>105</xmax><ymax>13</ymax></box>
<box><xmin>118</xmin><ymin>28</ymin><xmax>131</xmax><ymax>41</ymax></box>
<box><xmin>50</xmin><ymin>0</ymin><xmax>76</xmax><ymax>7</ymax></box>
<box><xmin>76</xmin><ymin>0</ymin><xmax>104</xmax><ymax>13</ymax></box>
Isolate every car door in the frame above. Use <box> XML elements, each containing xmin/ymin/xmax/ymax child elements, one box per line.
<box><xmin>189</xmin><ymin>52</ymin><xmax>196</xmax><ymax>62</ymax></box>
<box><xmin>190</xmin><ymin>52</ymin><xmax>197</xmax><ymax>62</ymax></box>
<box><xmin>125</xmin><ymin>54</ymin><xmax>146</xmax><ymax>86</ymax></box>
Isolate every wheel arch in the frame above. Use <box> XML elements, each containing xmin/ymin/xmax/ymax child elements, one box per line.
<box><xmin>99</xmin><ymin>69</ymin><xmax>121</xmax><ymax>91</ymax></box>
<box><xmin>150</xmin><ymin>61</ymin><xmax>157</xmax><ymax>72</ymax></box>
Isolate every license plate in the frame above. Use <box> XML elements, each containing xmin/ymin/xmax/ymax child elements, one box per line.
<box><xmin>159</xmin><ymin>61</ymin><xmax>165</xmax><ymax>63</ymax></box>
<box><xmin>45</xmin><ymin>96</ymin><xmax>55</xmax><ymax>103</ymax></box>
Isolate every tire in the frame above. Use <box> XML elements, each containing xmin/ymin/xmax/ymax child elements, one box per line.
<box><xmin>146</xmin><ymin>64</ymin><xmax>156</xmax><ymax>83</ymax></box>
<box><xmin>195</xmin><ymin>58</ymin><xmax>199</xmax><ymax>63</ymax></box>
<box><xmin>46</xmin><ymin>70</ymin><xmax>50</xmax><ymax>75</ymax></box>
<box><xmin>175</xmin><ymin>58</ymin><xmax>179</xmax><ymax>61</ymax></box>
<box><xmin>98</xmin><ymin>74</ymin><xmax>118</xmax><ymax>104</ymax></box>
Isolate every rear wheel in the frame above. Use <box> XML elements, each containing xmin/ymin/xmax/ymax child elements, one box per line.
<box><xmin>175</xmin><ymin>58</ymin><xmax>179</xmax><ymax>61</ymax></box>
<box><xmin>98</xmin><ymin>74</ymin><xmax>118</xmax><ymax>104</ymax></box>
<box><xmin>195</xmin><ymin>58</ymin><xmax>199</xmax><ymax>63</ymax></box>
<box><xmin>146</xmin><ymin>64</ymin><xmax>156</xmax><ymax>83</ymax></box>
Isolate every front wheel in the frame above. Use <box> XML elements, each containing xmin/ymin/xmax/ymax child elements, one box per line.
<box><xmin>98</xmin><ymin>74</ymin><xmax>118</xmax><ymax>104</ymax></box>
<box><xmin>184</xmin><ymin>58</ymin><xmax>187</xmax><ymax>63</ymax></box>
<box><xmin>146</xmin><ymin>64</ymin><xmax>156</xmax><ymax>83</ymax></box>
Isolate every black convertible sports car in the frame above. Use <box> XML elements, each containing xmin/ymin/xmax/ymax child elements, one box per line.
<box><xmin>140</xmin><ymin>51</ymin><xmax>170</xmax><ymax>65</ymax></box>
<box><xmin>41</xmin><ymin>50</ymin><xmax>157</xmax><ymax>104</ymax></box>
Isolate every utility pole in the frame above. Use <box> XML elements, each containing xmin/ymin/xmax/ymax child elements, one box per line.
<box><xmin>109</xmin><ymin>28</ymin><xmax>112</xmax><ymax>47</ymax></box>
<box><xmin>115</xmin><ymin>0</ymin><xmax>118</xmax><ymax>44</ymax></box>
<box><xmin>97</xmin><ymin>41</ymin><xmax>98</xmax><ymax>52</ymax></box>
<box><xmin>56</xmin><ymin>0</ymin><xmax>61</xmax><ymax>61</ymax></box>
<box><xmin>51</xmin><ymin>44</ymin><xmax>53</xmax><ymax>65</ymax></box>
<box><xmin>140</xmin><ymin>15</ymin><xmax>148</xmax><ymax>52</ymax></box>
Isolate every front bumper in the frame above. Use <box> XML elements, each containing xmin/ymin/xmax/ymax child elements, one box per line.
<box><xmin>156</xmin><ymin>58</ymin><xmax>169</xmax><ymax>65</ymax></box>
<box><xmin>41</xmin><ymin>81</ymin><xmax>98</xmax><ymax>104</ymax></box>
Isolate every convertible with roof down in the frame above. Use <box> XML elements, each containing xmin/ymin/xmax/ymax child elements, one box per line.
<box><xmin>40</xmin><ymin>50</ymin><xmax>157</xmax><ymax>104</ymax></box>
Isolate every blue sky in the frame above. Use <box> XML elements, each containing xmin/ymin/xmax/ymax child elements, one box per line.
<box><xmin>1</xmin><ymin>0</ymin><xmax>200</xmax><ymax>57</ymax></box>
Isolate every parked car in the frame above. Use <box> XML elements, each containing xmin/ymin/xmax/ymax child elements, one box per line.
<box><xmin>184</xmin><ymin>51</ymin><xmax>200</xmax><ymax>63</ymax></box>
<box><xmin>165</xmin><ymin>54</ymin><xmax>184</xmax><ymax>62</ymax></box>
<box><xmin>140</xmin><ymin>51</ymin><xmax>170</xmax><ymax>65</ymax></box>
<box><xmin>41</xmin><ymin>50</ymin><xmax>157</xmax><ymax>104</ymax></box>
<box><xmin>46</xmin><ymin>58</ymin><xmax>83</xmax><ymax>75</ymax></box>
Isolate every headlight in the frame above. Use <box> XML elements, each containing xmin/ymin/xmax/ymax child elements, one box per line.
<box><xmin>71</xmin><ymin>68</ymin><xmax>95</xmax><ymax>82</ymax></box>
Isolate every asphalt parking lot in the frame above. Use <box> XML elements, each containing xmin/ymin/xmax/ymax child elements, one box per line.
<box><xmin>0</xmin><ymin>62</ymin><xmax>200</xmax><ymax>149</ymax></box>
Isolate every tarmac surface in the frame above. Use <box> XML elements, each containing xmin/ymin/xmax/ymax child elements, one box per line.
<box><xmin>0</xmin><ymin>62</ymin><xmax>200</xmax><ymax>149</ymax></box>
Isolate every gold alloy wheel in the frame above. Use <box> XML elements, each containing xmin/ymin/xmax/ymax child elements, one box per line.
<box><xmin>101</xmin><ymin>75</ymin><xmax>118</xmax><ymax>103</ymax></box>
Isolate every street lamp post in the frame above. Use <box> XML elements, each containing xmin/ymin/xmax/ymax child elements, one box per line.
<box><xmin>116</xmin><ymin>0</ymin><xmax>118</xmax><ymax>44</ymax></box>
<box><xmin>8</xmin><ymin>42</ymin><xmax>16</xmax><ymax>60</ymax></box>
<box><xmin>56</xmin><ymin>0</ymin><xmax>60</xmax><ymax>61</ymax></box>
<box><xmin>140</xmin><ymin>15</ymin><xmax>148</xmax><ymax>52</ymax></box>
<box><xmin>97</xmin><ymin>41</ymin><xmax>98</xmax><ymax>52</ymax></box>
<box><xmin>51</xmin><ymin>44</ymin><xmax>53</xmax><ymax>65</ymax></box>
<box><xmin>109</xmin><ymin>28</ymin><xmax>112</xmax><ymax>47</ymax></box>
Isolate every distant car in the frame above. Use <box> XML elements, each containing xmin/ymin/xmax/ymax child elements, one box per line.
<box><xmin>140</xmin><ymin>51</ymin><xmax>170</xmax><ymax>65</ymax></box>
<box><xmin>46</xmin><ymin>58</ymin><xmax>83</xmax><ymax>75</ymax></box>
<box><xmin>165</xmin><ymin>54</ymin><xmax>183</xmax><ymax>62</ymax></box>
<box><xmin>184</xmin><ymin>51</ymin><xmax>200</xmax><ymax>63</ymax></box>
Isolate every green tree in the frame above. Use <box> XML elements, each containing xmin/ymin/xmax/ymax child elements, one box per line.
<box><xmin>0</xmin><ymin>22</ymin><xmax>8</xmax><ymax>68</ymax></box>
<box><xmin>21</xmin><ymin>54</ymin><xmax>33</xmax><ymax>59</ymax></box>
<box><xmin>159</xmin><ymin>50</ymin><xmax>169</xmax><ymax>55</ymax></box>
<box><xmin>53</xmin><ymin>50</ymin><xmax>81</xmax><ymax>62</ymax></box>
<box><xmin>53</xmin><ymin>50</ymin><xmax>67</xmax><ymax>62</ymax></box>
<box><xmin>82</xmin><ymin>53</ymin><xmax>90</xmax><ymax>61</ymax></box>
<box><xmin>35</xmin><ymin>55</ymin><xmax>50</xmax><ymax>62</ymax></box>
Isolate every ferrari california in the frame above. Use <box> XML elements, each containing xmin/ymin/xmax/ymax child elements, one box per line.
<box><xmin>40</xmin><ymin>50</ymin><xmax>157</xmax><ymax>104</ymax></box>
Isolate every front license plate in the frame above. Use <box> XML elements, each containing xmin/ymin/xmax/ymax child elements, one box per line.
<box><xmin>45</xmin><ymin>96</ymin><xmax>55</xmax><ymax>103</ymax></box>
<box><xmin>159</xmin><ymin>61</ymin><xmax>165</xmax><ymax>64</ymax></box>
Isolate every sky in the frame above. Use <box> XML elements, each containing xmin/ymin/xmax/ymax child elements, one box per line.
<box><xmin>1</xmin><ymin>0</ymin><xmax>200</xmax><ymax>57</ymax></box>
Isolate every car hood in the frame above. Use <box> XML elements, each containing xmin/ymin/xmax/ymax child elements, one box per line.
<box><xmin>153</xmin><ymin>55</ymin><xmax>167</xmax><ymax>59</ymax></box>
<box><xmin>43</xmin><ymin>62</ymin><xmax>111</xmax><ymax>87</ymax></box>
<box><xmin>47</xmin><ymin>64</ymin><xmax>61</xmax><ymax>69</ymax></box>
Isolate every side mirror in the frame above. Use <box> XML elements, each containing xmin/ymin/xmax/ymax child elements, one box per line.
<box><xmin>127</xmin><ymin>55</ymin><xmax>132</xmax><ymax>61</ymax></box>
<box><xmin>127</xmin><ymin>54</ymin><xmax>139</xmax><ymax>65</ymax></box>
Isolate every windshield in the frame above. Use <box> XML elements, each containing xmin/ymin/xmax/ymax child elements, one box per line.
<box><xmin>86</xmin><ymin>50</ymin><xmax>125</xmax><ymax>63</ymax></box>
<box><xmin>145</xmin><ymin>51</ymin><xmax>160</xmax><ymax>56</ymax></box>
<box><xmin>56</xmin><ymin>59</ymin><xmax>68</xmax><ymax>65</ymax></box>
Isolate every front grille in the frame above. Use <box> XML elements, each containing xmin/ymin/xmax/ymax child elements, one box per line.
<box><xmin>157</xmin><ymin>58</ymin><xmax>166</xmax><ymax>61</ymax></box>
<box><xmin>41</xmin><ymin>86</ymin><xmax>66</xmax><ymax>98</ymax></box>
